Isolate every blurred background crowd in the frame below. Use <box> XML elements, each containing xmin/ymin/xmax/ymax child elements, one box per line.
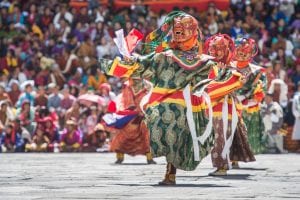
<box><xmin>0</xmin><ymin>0</ymin><xmax>299</xmax><ymax>153</ymax></box>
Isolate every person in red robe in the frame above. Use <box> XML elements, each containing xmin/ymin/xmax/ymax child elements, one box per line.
<box><xmin>103</xmin><ymin>77</ymin><xmax>156</xmax><ymax>164</ymax></box>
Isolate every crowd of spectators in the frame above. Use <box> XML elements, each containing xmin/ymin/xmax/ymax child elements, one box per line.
<box><xmin>0</xmin><ymin>0</ymin><xmax>299</xmax><ymax>153</ymax></box>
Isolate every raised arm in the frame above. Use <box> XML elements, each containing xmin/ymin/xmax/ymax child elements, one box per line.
<box><xmin>99</xmin><ymin>52</ymin><xmax>156</xmax><ymax>79</ymax></box>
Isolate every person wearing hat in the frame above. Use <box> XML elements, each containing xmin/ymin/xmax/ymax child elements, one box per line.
<box><xmin>98</xmin><ymin>83</ymin><xmax>116</xmax><ymax>106</ymax></box>
<box><xmin>43</xmin><ymin>116</ymin><xmax>60</xmax><ymax>152</ymax></box>
<box><xmin>16</xmin><ymin>81</ymin><xmax>35</xmax><ymax>108</ymax></box>
<box><xmin>59</xmin><ymin>117</ymin><xmax>82</xmax><ymax>152</ymax></box>
<box><xmin>261</xmin><ymin>92</ymin><xmax>287</xmax><ymax>153</ymax></box>
<box><xmin>82</xmin><ymin>123</ymin><xmax>108</xmax><ymax>152</ymax></box>
<box><xmin>100</xmin><ymin>11</ymin><xmax>245</xmax><ymax>185</ymax></box>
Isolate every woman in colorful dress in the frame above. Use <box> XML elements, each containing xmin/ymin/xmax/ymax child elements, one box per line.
<box><xmin>100</xmin><ymin>11</ymin><xmax>244</xmax><ymax>185</ymax></box>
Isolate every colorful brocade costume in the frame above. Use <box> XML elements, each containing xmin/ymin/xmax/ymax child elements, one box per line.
<box><xmin>235</xmin><ymin>64</ymin><xmax>267</xmax><ymax>154</ymax></box>
<box><xmin>100</xmin><ymin>11</ymin><xmax>244</xmax><ymax>185</ymax></box>
<box><xmin>101</xmin><ymin>49</ymin><xmax>243</xmax><ymax>170</ymax></box>
<box><xmin>232</xmin><ymin>38</ymin><xmax>267</xmax><ymax>154</ymax></box>
<box><xmin>204</xmin><ymin>34</ymin><xmax>255</xmax><ymax>175</ymax></box>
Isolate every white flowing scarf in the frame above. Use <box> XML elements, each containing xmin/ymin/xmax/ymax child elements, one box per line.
<box><xmin>183</xmin><ymin>84</ymin><xmax>213</xmax><ymax>161</ymax></box>
<box><xmin>221</xmin><ymin>95</ymin><xmax>239</xmax><ymax>169</ymax></box>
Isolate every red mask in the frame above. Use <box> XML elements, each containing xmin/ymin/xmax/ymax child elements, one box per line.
<box><xmin>204</xmin><ymin>34</ymin><xmax>234</xmax><ymax>64</ymax></box>
<box><xmin>233</xmin><ymin>38</ymin><xmax>258</xmax><ymax>62</ymax></box>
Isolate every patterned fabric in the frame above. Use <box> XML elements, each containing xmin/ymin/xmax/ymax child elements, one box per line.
<box><xmin>210</xmin><ymin>66</ymin><xmax>255</xmax><ymax>169</ymax></box>
<box><xmin>109</xmin><ymin>120</ymin><xmax>150</xmax><ymax>156</ymax></box>
<box><xmin>136</xmin><ymin>51</ymin><xmax>215</xmax><ymax>171</ymax></box>
<box><xmin>230</xmin><ymin>119</ymin><xmax>256</xmax><ymax>162</ymax></box>
<box><xmin>211</xmin><ymin>117</ymin><xmax>232</xmax><ymax>170</ymax></box>
<box><xmin>101</xmin><ymin>47</ymin><xmax>244</xmax><ymax>170</ymax></box>
<box><xmin>243</xmin><ymin>111</ymin><xmax>266</xmax><ymax>154</ymax></box>
<box><xmin>146</xmin><ymin>102</ymin><xmax>213</xmax><ymax>171</ymax></box>
<box><xmin>235</xmin><ymin>63</ymin><xmax>267</xmax><ymax>154</ymax></box>
<box><xmin>101</xmin><ymin>50</ymin><xmax>216</xmax><ymax>170</ymax></box>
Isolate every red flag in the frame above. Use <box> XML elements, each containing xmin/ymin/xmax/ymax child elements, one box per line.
<box><xmin>125</xmin><ymin>29</ymin><xmax>144</xmax><ymax>53</ymax></box>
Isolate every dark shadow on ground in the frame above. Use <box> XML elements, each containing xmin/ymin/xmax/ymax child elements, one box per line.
<box><xmin>177</xmin><ymin>175</ymin><xmax>208</xmax><ymax>178</ymax></box>
<box><xmin>114</xmin><ymin>183</ymin><xmax>231</xmax><ymax>188</ymax></box>
<box><xmin>110</xmin><ymin>163</ymin><xmax>165</xmax><ymax>166</ymax></box>
<box><xmin>161</xmin><ymin>183</ymin><xmax>231</xmax><ymax>188</ymax></box>
<box><xmin>233</xmin><ymin>167</ymin><xmax>268</xmax><ymax>171</ymax></box>
<box><xmin>211</xmin><ymin>174</ymin><xmax>251</xmax><ymax>180</ymax></box>
<box><xmin>111</xmin><ymin>163</ymin><xmax>148</xmax><ymax>166</ymax></box>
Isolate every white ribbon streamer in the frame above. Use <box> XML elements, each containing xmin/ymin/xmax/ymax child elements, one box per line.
<box><xmin>113</xmin><ymin>29</ymin><xmax>130</xmax><ymax>58</ymax></box>
<box><xmin>139</xmin><ymin>79</ymin><xmax>154</xmax><ymax>114</ymax></box>
<box><xmin>183</xmin><ymin>84</ymin><xmax>213</xmax><ymax>161</ymax></box>
<box><xmin>221</xmin><ymin>96</ymin><xmax>239</xmax><ymax>169</ymax></box>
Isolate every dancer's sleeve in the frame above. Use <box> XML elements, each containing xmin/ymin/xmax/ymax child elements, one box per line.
<box><xmin>247</xmin><ymin>71</ymin><xmax>267</xmax><ymax>104</ymax></box>
<box><xmin>99</xmin><ymin>52</ymin><xmax>156</xmax><ymax>79</ymax></box>
<box><xmin>251</xmin><ymin>80</ymin><xmax>265</xmax><ymax>103</ymax></box>
<box><xmin>205</xmin><ymin>65</ymin><xmax>244</xmax><ymax>100</ymax></box>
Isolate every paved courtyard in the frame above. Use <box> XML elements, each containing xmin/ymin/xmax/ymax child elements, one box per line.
<box><xmin>0</xmin><ymin>153</ymin><xmax>299</xmax><ymax>200</ymax></box>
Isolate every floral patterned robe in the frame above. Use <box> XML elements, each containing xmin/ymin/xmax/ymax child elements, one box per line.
<box><xmin>101</xmin><ymin>49</ymin><xmax>242</xmax><ymax>170</ymax></box>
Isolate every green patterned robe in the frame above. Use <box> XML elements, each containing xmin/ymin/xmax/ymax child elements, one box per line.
<box><xmin>101</xmin><ymin>50</ymin><xmax>220</xmax><ymax>170</ymax></box>
<box><xmin>235</xmin><ymin>63</ymin><xmax>267</xmax><ymax>154</ymax></box>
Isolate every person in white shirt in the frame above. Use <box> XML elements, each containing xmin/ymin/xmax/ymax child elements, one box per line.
<box><xmin>53</xmin><ymin>4</ymin><xmax>73</xmax><ymax>29</ymax></box>
<box><xmin>292</xmin><ymin>82</ymin><xmax>300</xmax><ymax>146</ymax></box>
<box><xmin>261</xmin><ymin>92</ymin><xmax>287</xmax><ymax>153</ymax></box>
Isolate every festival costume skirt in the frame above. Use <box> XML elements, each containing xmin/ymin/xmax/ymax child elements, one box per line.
<box><xmin>146</xmin><ymin>102</ymin><xmax>214</xmax><ymax>171</ymax></box>
<box><xmin>211</xmin><ymin>117</ymin><xmax>232</xmax><ymax>170</ymax></box>
<box><xmin>243</xmin><ymin>111</ymin><xmax>266</xmax><ymax>154</ymax></box>
<box><xmin>230</xmin><ymin>119</ymin><xmax>256</xmax><ymax>162</ymax></box>
<box><xmin>108</xmin><ymin>117</ymin><xmax>150</xmax><ymax>156</ymax></box>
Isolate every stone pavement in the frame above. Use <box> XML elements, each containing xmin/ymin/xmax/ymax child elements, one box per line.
<box><xmin>0</xmin><ymin>153</ymin><xmax>299</xmax><ymax>200</ymax></box>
